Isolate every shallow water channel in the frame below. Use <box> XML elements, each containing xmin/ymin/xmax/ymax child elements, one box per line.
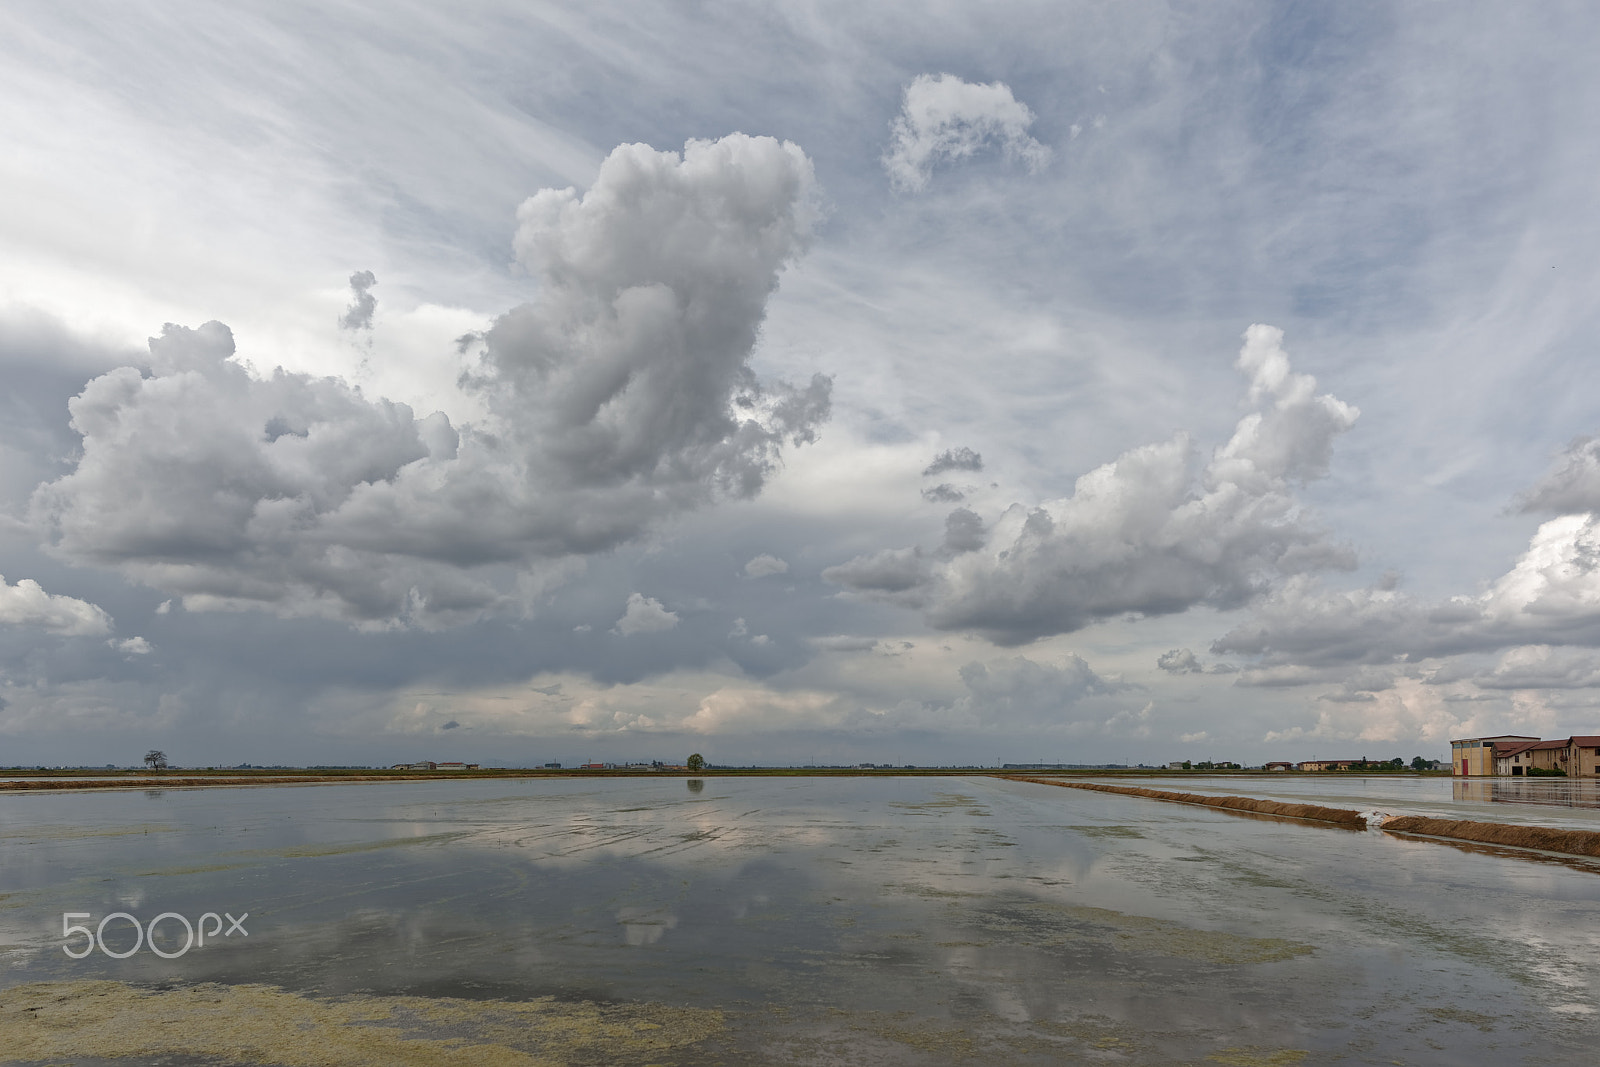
<box><xmin>1</xmin><ymin>775</ymin><xmax>1597</xmax><ymax>1064</ymax></box>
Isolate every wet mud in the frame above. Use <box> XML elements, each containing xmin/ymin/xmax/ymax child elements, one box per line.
<box><xmin>0</xmin><ymin>979</ymin><xmax>723</xmax><ymax>1066</ymax></box>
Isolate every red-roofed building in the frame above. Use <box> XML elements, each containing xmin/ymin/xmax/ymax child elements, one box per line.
<box><xmin>1493</xmin><ymin>739</ymin><xmax>1566</xmax><ymax>776</ymax></box>
<box><xmin>1455</xmin><ymin>734</ymin><xmax>1600</xmax><ymax>776</ymax></box>
<box><xmin>1566</xmin><ymin>737</ymin><xmax>1600</xmax><ymax>778</ymax></box>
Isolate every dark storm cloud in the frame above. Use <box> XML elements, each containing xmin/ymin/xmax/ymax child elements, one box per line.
<box><xmin>828</xmin><ymin>326</ymin><xmax>1359</xmax><ymax>644</ymax></box>
<box><xmin>29</xmin><ymin>136</ymin><xmax>831</xmax><ymax>627</ymax></box>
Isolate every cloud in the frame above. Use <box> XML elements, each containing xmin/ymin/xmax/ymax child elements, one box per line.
<box><xmin>826</xmin><ymin>326</ymin><xmax>1359</xmax><ymax>644</ymax></box>
<box><xmin>922</xmin><ymin>483</ymin><xmax>965</xmax><ymax>503</ymax></box>
<box><xmin>612</xmin><ymin>593</ymin><xmax>679</xmax><ymax>635</ymax></box>
<box><xmin>942</xmin><ymin>507</ymin><xmax>985</xmax><ymax>554</ymax></box>
<box><xmin>440</xmin><ymin>718</ymin><xmax>460</xmax><ymax>730</ymax></box>
<box><xmin>338</xmin><ymin>270</ymin><xmax>377</xmax><ymax>331</ymax></box>
<box><xmin>1517</xmin><ymin>436</ymin><xmax>1600</xmax><ymax>514</ymax></box>
<box><xmin>743</xmin><ymin>553</ymin><xmax>789</xmax><ymax>578</ymax></box>
<box><xmin>957</xmin><ymin>653</ymin><xmax>1126</xmax><ymax>724</ymax></box>
<box><xmin>1157</xmin><ymin>647</ymin><xmax>1237</xmax><ymax>675</ymax></box>
<box><xmin>0</xmin><ymin>574</ymin><xmax>112</xmax><ymax>635</ymax></box>
<box><xmin>810</xmin><ymin>635</ymin><xmax>880</xmax><ymax>653</ymax></box>
<box><xmin>1213</xmin><ymin>510</ymin><xmax>1600</xmax><ymax>669</ymax></box>
<box><xmin>923</xmin><ymin>446</ymin><xmax>983</xmax><ymax>477</ymax></box>
<box><xmin>884</xmin><ymin>74</ymin><xmax>1051</xmax><ymax>193</ymax></box>
<box><xmin>30</xmin><ymin>135</ymin><xmax>830</xmax><ymax>627</ymax></box>
<box><xmin>1473</xmin><ymin>646</ymin><xmax>1600</xmax><ymax>690</ymax></box>
<box><xmin>111</xmin><ymin>636</ymin><xmax>151</xmax><ymax>655</ymax></box>
<box><xmin>1156</xmin><ymin>648</ymin><xmax>1202</xmax><ymax>674</ymax></box>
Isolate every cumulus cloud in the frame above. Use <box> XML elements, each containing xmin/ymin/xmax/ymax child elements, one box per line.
<box><xmin>30</xmin><ymin>135</ymin><xmax>830</xmax><ymax>627</ymax></box>
<box><xmin>338</xmin><ymin>270</ymin><xmax>377</xmax><ymax>331</ymax></box>
<box><xmin>1157</xmin><ymin>648</ymin><xmax>1237</xmax><ymax>675</ymax></box>
<box><xmin>0</xmin><ymin>574</ymin><xmax>112</xmax><ymax>635</ymax></box>
<box><xmin>826</xmin><ymin>325</ymin><xmax>1359</xmax><ymax>644</ymax></box>
<box><xmin>111</xmin><ymin>636</ymin><xmax>152</xmax><ymax>655</ymax></box>
<box><xmin>923</xmin><ymin>446</ymin><xmax>983</xmax><ymax>477</ymax></box>
<box><xmin>612</xmin><ymin>593</ymin><xmax>679</xmax><ymax>635</ymax></box>
<box><xmin>1517</xmin><ymin>436</ymin><xmax>1600</xmax><ymax>514</ymax></box>
<box><xmin>884</xmin><ymin>74</ymin><xmax>1051</xmax><ymax>193</ymax></box>
<box><xmin>743</xmin><ymin>554</ymin><xmax>788</xmax><ymax>578</ymax></box>
<box><xmin>1157</xmin><ymin>648</ymin><xmax>1202</xmax><ymax>674</ymax></box>
<box><xmin>1213</xmin><ymin>511</ymin><xmax>1600</xmax><ymax>670</ymax></box>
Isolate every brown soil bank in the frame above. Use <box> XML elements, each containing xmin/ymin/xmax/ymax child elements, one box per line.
<box><xmin>1381</xmin><ymin>815</ymin><xmax>1600</xmax><ymax>858</ymax></box>
<box><xmin>1006</xmin><ymin>777</ymin><xmax>1369</xmax><ymax>829</ymax></box>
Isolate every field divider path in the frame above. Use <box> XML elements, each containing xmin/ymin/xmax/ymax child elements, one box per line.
<box><xmin>1377</xmin><ymin>814</ymin><xmax>1600</xmax><ymax>858</ymax></box>
<box><xmin>1005</xmin><ymin>776</ymin><xmax>1600</xmax><ymax>863</ymax></box>
<box><xmin>1002</xmin><ymin>777</ymin><xmax>1369</xmax><ymax>828</ymax></box>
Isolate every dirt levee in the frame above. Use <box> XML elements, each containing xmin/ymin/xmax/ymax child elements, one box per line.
<box><xmin>1006</xmin><ymin>777</ymin><xmax>1368</xmax><ymax>829</ymax></box>
<box><xmin>1382</xmin><ymin>814</ymin><xmax>1600</xmax><ymax>858</ymax></box>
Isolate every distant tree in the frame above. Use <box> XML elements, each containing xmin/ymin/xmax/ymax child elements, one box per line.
<box><xmin>1410</xmin><ymin>756</ymin><xmax>1428</xmax><ymax>771</ymax></box>
<box><xmin>1181</xmin><ymin>761</ymin><xmax>1191</xmax><ymax>770</ymax></box>
<box><xmin>143</xmin><ymin>750</ymin><xmax>168</xmax><ymax>771</ymax></box>
<box><xmin>1389</xmin><ymin>757</ymin><xmax>1404</xmax><ymax>768</ymax></box>
<box><xmin>686</xmin><ymin>753</ymin><xmax>705</xmax><ymax>772</ymax></box>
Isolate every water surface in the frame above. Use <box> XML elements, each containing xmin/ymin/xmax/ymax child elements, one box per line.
<box><xmin>2</xmin><ymin>775</ymin><xmax>1597</xmax><ymax>1064</ymax></box>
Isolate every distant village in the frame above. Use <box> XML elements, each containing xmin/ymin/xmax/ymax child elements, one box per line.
<box><xmin>1158</xmin><ymin>734</ymin><xmax>1600</xmax><ymax>776</ymax></box>
<box><xmin>390</xmin><ymin>760</ymin><xmax>690</xmax><ymax>771</ymax></box>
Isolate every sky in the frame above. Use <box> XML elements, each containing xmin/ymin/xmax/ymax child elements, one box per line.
<box><xmin>4</xmin><ymin>1</ymin><xmax>1600</xmax><ymax>768</ymax></box>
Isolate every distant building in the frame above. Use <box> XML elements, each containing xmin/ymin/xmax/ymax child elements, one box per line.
<box><xmin>434</xmin><ymin>762</ymin><xmax>479</xmax><ymax>771</ymax></box>
<box><xmin>1566</xmin><ymin>737</ymin><xmax>1600</xmax><ymax>777</ymax></box>
<box><xmin>1297</xmin><ymin>758</ymin><xmax>1374</xmax><ymax>771</ymax></box>
<box><xmin>543</xmin><ymin>762</ymin><xmax>562</xmax><ymax>769</ymax></box>
<box><xmin>1451</xmin><ymin>736</ymin><xmax>1541</xmax><ymax>776</ymax></box>
<box><xmin>393</xmin><ymin>761</ymin><xmax>437</xmax><ymax>771</ymax></box>
<box><xmin>1452</xmin><ymin>734</ymin><xmax>1600</xmax><ymax>777</ymax></box>
<box><xmin>1263</xmin><ymin>761</ymin><xmax>1295</xmax><ymax>772</ymax></box>
<box><xmin>1493</xmin><ymin>740</ymin><xmax>1566</xmax><ymax>776</ymax></box>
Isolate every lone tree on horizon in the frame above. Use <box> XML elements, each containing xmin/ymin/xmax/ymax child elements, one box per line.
<box><xmin>686</xmin><ymin>753</ymin><xmax>705</xmax><ymax>772</ymax></box>
<box><xmin>143</xmin><ymin>750</ymin><xmax>168</xmax><ymax>771</ymax></box>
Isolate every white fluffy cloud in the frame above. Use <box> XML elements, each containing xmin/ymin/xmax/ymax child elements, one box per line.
<box><xmin>0</xmin><ymin>574</ymin><xmax>111</xmax><ymax>635</ymax></box>
<box><xmin>30</xmin><ymin>135</ymin><xmax>830</xmax><ymax>627</ymax></box>
<box><xmin>883</xmin><ymin>74</ymin><xmax>1051</xmax><ymax>193</ymax></box>
<box><xmin>826</xmin><ymin>326</ymin><xmax>1359</xmax><ymax>644</ymax></box>
<box><xmin>612</xmin><ymin>593</ymin><xmax>679</xmax><ymax>636</ymax></box>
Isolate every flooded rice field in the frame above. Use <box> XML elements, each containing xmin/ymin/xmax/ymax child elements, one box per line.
<box><xmin>1</xmin><ymin>774</ymin><xmax>1598</xmax><ymax>1065</ymax></box>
